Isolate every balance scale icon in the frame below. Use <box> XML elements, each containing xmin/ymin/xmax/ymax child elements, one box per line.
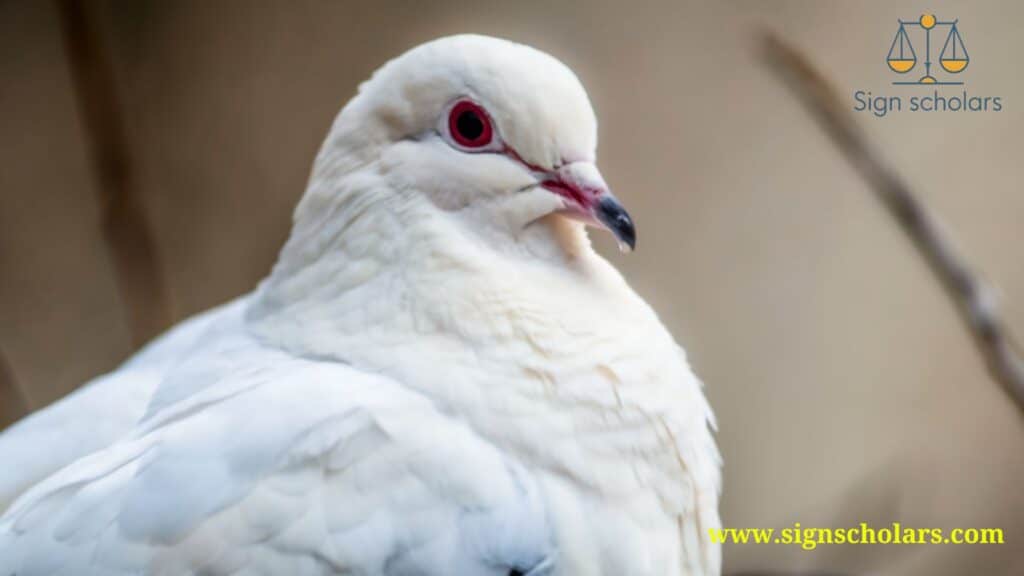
<box><xmin>888</xmin><ymin>13</ymin><xmax>968</xmax><ymax>85</ymax></box>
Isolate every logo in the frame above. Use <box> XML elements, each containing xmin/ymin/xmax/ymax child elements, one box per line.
<box><xmin>887</xmin><ymin>13</ymin><xmax>968</xmax><ymax>85</ymax></box>
<box><xmin>852</xmin><ymin>12</ymin><xmax>1002</xmax><ymax>117</ymax></box>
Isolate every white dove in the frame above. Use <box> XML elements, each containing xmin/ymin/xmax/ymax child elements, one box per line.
<box><xmin>0</xmin><ymin>35</ymin><xmax>721</xmax><ymax>575</ymax></box>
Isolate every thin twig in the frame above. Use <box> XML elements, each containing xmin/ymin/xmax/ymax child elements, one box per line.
<box><xmin>761</xmin><ymin>32</ymin><xmax>1024</xmax><ymax>416</ymax></box>
<box><xmin>0</xmin><ymin>346</ymin><xmax>29</xmax><ymax>428</ymax></box>
<box><xmin>56</xmin><ymin>0</ymin><xmax>171</xmax><ymax>347</ymax></box>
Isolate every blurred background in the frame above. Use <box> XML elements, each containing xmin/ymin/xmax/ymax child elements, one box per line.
<box><xmin>0</xmin><ymin>1</ymin><xmax>1021</xmax><ymax>573</ymax></box>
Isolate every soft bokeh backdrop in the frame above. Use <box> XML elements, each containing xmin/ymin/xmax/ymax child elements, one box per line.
<box><xmin>1</xmin><ymin>1</ymin><xmax>1021</xmax><ymax>573</ymax></box>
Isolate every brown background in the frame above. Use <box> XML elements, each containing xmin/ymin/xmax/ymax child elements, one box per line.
<box><xmin>1</xmin><ymin>1</ymin><xmax>1021</xmax><ymax>574</ymax></box>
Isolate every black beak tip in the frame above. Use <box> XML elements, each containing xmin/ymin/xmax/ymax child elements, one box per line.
<box><xmin>597</xmin><ymin>197</ymin><xmax>637</xmax><ymax>252</ymax></box>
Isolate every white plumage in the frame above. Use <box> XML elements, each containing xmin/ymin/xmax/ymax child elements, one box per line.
<box><xmin>0</xmin><ymin>35</ymin><xmax>721</xmax><ymax>575</ymax></box>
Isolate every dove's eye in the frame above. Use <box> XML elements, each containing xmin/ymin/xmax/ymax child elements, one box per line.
<box><xmin>447</xmin><ymin>99</ymin><xmax>494</xmax><ymax>149</ymax></box>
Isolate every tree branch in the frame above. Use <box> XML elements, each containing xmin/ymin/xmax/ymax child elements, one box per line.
<box><xmin>0</xmin><ymin>346</ymin><xmax>29</xmax><ymax>428</ymax></box>
<box><xmin>56</xmin><ymin>0</ymin><xmax>171</xmax><ymax>347</ymax></box>
<box><xmin>760</xmin><ymin>32</ymin><xmax>1024</xmax><ymax>416</ymax></box>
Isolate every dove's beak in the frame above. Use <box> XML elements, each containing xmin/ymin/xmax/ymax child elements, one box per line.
<box><xmin>541</xmin><ymin>162</ymin><xmax>636</xmax><ymax>252</ymax></box>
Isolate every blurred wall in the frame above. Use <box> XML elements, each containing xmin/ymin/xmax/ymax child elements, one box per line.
<box><xmin>1</xmin><ymin>1</ymin><xmax>1021</xmax><ymax>574</ymax></box>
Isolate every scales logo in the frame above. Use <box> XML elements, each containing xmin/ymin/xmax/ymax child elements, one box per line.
<box><xmin>853</xmin><ymin>12</ymin><xmax>1002</xmax><ymax>117</ymax></box>
<box><xmin>887</xmin><ymin>13</ymin><xmax>967</xmax><ymax>85</ymax></box>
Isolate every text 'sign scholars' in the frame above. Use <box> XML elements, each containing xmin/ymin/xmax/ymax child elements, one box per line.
<box><xmin>854</xmin><ymin>90</ymin><xmax>1002</xmax><ymax>118</ymax></box>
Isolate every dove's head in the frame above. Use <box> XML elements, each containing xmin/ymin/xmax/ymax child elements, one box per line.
<box><xmin>304</xmin><ymin>34</ymin><xmax>635</xmax><ymax>257</ymax></box>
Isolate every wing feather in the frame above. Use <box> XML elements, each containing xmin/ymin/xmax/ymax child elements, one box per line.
<box><xmin>0</xmin><ymin>337</ymin><xmax>554</xmax><ymax>576</ymax></box>
<box><xmin>0</xmin><ymin>298</ymin><xmax>246</xmax><ymax>511</ymax></box>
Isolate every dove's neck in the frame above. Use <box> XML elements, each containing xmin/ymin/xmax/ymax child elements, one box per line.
<box><xmin>247</xmin><ymin>159</ymin><xmax>650</xmax><ymax>371</ymax></box>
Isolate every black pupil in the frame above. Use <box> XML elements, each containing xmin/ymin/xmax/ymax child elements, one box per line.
<box><xmin>456</xmin><ymin>110</ymin><xmax>484</xmax><ymax>142</ymax></box>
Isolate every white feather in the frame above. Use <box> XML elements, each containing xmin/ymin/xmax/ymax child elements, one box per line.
<box><xmin>0</xmin><ymin>299</ymin><xmax>244</xmax><ymax>511</ymax></box>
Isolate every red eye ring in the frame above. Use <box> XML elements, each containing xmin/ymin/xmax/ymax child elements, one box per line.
<box><xmin>448</xmin><ymin>100</ymin><xmax>493</xmax><ymax>148</ymax></box>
